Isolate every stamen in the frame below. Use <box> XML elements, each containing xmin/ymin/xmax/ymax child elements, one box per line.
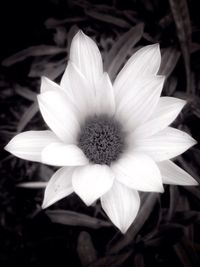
<box><xmin>77</xmin><ymin>114</ymin><xmax>126</xmax><ymax>165</ymax></box>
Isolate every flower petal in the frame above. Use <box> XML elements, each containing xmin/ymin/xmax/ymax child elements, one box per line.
<box><xmin>114</xmin><ymin>44</ymin><xmax>161</xmax><ymax>100</ymax></box>
<box><xmin>111</xmin><ymin>152</ymin><xmax>163</xmax><ymax>192</ymax></box>
<box><xmin>72</xmin><ymin>164</ymin><xmax>114</xmax><ymax>206</ymax></box>
<box><xmin>42</xmin><ymin>167</ymin><xmax>75</xmax><ymax>209</ymax></box>
<box><xmin>95</xmin><ymin>73</ymin><xmax>116</xmax><ymax>116</ymax></box>
<box><xmin>133</xmin><ymin>127</ymin><xmax>197</xmax><ymax>162</ymax></box>
<box><xmin>69</xmin><ymin>30</ymin><xmax>103</xmax><ymax>89</ymax></box>
<box><xmin>41</xmin><ymin>76</ymin><xmax>63</xmax><ymax>94</ymax></box>
<box><xmin>101</xmin><ymin>181</ymin><xmax>140</xmax><ymax>233</ymax></box>
<box><xmin>37</xmin><ymin>90</ymin><xmax>80</xmax><ymax>143</ymax></box>
<box><xmin>61</xmin><ymin>61</ymin><xmax>95</xmax><ymax>117</ymax></box>
<box><xmin>41</xmin><ymin>143</ymin><xmax>88</xmax><ymax>166</ymax></box>
<box><xmin>158</xmin><ymin>160</ymin><xmax>198</xmax><ymax>185</ymax></box>
<box><xmin>133</xmin><ymin>97</ymin><xmax>186</xmax><ymax>138</ymax></box>
<box><xmin>4</xmin><ymin>130</ymin><xmax>59</xmax><ymax>162</ymax></box>
<box><xmin>116</xmin><ymin>75</ymin><xmax>165</xmax><ymax>131</ymax></box>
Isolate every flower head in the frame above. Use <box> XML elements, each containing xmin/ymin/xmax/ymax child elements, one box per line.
<box><xmin>5</xmin><ymin>31</ymin><xmax>198</xmax><ymax>233</ymax></box>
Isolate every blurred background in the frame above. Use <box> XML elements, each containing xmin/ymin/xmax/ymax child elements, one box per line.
<box><xmin>0</xmin><ymin>0</ymin><xmax>200</xmax><ymax>266</ymax></box>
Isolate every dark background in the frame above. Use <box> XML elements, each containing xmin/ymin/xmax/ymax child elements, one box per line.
<box><xmin>0</xmin><ymin>0</ymin><xmax>200</xmax><ymax>266</ymax></box>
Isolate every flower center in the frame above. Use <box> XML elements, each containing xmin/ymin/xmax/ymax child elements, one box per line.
<box><xmin>77</xmin><ymin>114</ymin><xmax>126</xmax><ymax>165</ymax></box>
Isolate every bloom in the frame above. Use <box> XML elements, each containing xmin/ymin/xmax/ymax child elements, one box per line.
<box><xmin>5</xmin><ymin>31</ymin><xmax>198</xmax><ymax>233</ymax></box>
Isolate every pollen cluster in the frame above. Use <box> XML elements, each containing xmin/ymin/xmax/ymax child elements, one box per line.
<box><xmin>77</xmin><ymin>114</ymin><xmax>125</xmax><ymax>165</ymax></box>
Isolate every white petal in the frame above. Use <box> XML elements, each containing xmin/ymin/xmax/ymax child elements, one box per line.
<box><xmin>101</xmin><ymin>181</ymin><xmax>140</xmax><ymax>233</ymax></box>
<box><xmin>133</xmin><ymin>97</ymin><xmax>186</xmax><ymax>138</ymax></box>
<box><xmin>41</xmin><ymin>76</ymin><xmax>63</xmax><ymax>94</ymax></box>
<box><xmin>37</xmin><ymin>90</ymin><xmax>80</xmax><ymax>143</ymax></box>
<box><xmin>42</xmin><ymin>167</ymin><xmax>75</xmax><ymax>209</ymax></box>
<box><xmin>116</xmin><ymin>76</ymin><xmax>165</xmax><ymax>131</ymax></box>
<box><xmin>95</xmin><ymin>73</ymin><xmax>116</xmax><ymax>116</ymax></box>
<box><xmin>61</xmin><ymin>61</ymin><xmax>95</xmax><ymax>117</ymax></box>
<box><xmin>72</xmin><ymin>164</ymin><xmax>114</xmax><ymax>206</ymax></box>
<box><xmin>4</xmin><ymin>130</ymin><xmax>59</xmax><ymax>162</ymax></box>
<box><xmin>133</xmin><ymin>127</ymin><xmax>197</xmax><ymax>162</ymax></box>
<box><xmin>158</xmin><ymin>160</ymin><xmax>198</xmax><ymax>186</ymax></box>
<box><xmin>111</xmin><ymin>152</ymin><xmax>163</xmax><ymax>192</ymax></box>
<box><xmin>114</xmin><ymin>44</ymin><xmax>161</xmax><ymax>100</ymax></box>
<box><xmin>70</xmin><ymin>30</ymin><xmax>103</xmax><ymax>89</ymax></box>
<box><xmin>41</xmin><ymin>143</ymin><xmax>88</xmax><ymax>166</ymax></box>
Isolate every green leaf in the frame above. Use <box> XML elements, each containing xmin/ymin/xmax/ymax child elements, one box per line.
<box><xmin>46</xmin><ymin>209</ymin><xmax>111</xmax><ymax>229</ymax></box>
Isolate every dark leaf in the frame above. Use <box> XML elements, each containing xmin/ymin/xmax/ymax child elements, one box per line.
<box><xmin>77</xmin><ymin>231</ymin><xmax>97</xmax><ymax>267</ymax></box>
<box><xmin>15</xmin><ymin>85</ymin><xmax>37</xmax><ymax>101</ymax></box>
<box><xmin>169</xmin><ymin>0</ymin><xmax>191</xmax><ymax>93</ymax></box>
<box><xmin>88</xmin><ymin>251</ymin><xmax>132</xmax><ymax>267</ymax></box>
<box><xmin>2</xmin><ymin>45</ymin><xmax>66</xmax><ymax>66</ymax></box>
<box><xmin>46</xmin><ymin>209</ymin><xmax>111</xmax><ymax>229</ymax></box>
<box><xmin>105</xmin><ymin>23</ymin><xmax>144</xmax><ymax>81</ymax></box>
<box><xmin>85</xmin><ymin>10</ymin><xmax>131</xmax><ymax>28</ymax></box>
<box><xmin>174</xmin><ymin>238</ymin><xmax>200</xmax><ymax>267</ymax></box>
<box><xmin>17</xmin><ymin>102</ymin><xmax>38</xmax><ymax>132</ymax></box>
<box><xmin>159</xmin><ymin>47</ymin><xmax>181</xmax><ymax>77</ymax></box>
<box><xmin>144</xmin><ymin>224</ymin><xmax>184</xmax><ymax>247</ymax></box>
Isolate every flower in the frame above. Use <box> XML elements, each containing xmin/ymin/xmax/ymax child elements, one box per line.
<box><xmin>5</xmin><ymin>31</ymin><xmax>198</xmax><ymax>233</ymax></box>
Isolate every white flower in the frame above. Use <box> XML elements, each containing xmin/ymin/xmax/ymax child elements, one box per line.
<box><xmin>5</xmin><ymin>31</ymin><xmax>198</xmax><ymax>233</ymax></box>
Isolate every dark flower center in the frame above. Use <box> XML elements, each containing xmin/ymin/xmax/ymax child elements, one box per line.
<box><xmin>77</xmin><ymin>114</ymin><xmax>126</xmax><ymax>165</ymax></box>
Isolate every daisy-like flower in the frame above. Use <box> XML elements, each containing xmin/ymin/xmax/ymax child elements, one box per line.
<box><xmin>5</xmin><ymin>31</ymin><xmax>198</xmax><ymax>233</ymax></box>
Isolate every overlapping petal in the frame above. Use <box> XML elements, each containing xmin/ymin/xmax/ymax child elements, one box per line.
<box><xmin>41</xmin><ymin>76</ymin><xmax>63</xmax><ymax>94</ymax></box>
<box><xmin>72</xmin><ymin>164</ymin><xmax>114</xmax><ymax>206</ymax></box>
<box><xmin>69</xmin><ymin>30</ymin><xmax>103</xmax><ymax>89</ymax></box>
<box><xmin>4</xmin><ymin>130</ymin><xmax>59</xmax><ymax>162</ymax></box>
<box><xmin>37</xmin><ymin>90</ymin><xmax>80</xmax><ymax>143</ymax></box>
<box><xmin>114</xmin><ymin>44</ymin><xmax>161</xmax><ymax>101</ymax></box>
<box><xmin>116</xmin><ymin>75</ymin><xmax>165</xmax><ymax>131</ymax></box>
<box><xmin>111</xmin><ymin>152</ymin><xmax>163</xmax><ymax>192</ymax></box>
<box><xmin>42</xmin><ymin>167</ymin><xmax>75</xmax><ymax>209</ymax></box>
<box><xmin>133</xmin><ymin>127</ymin><xmax>197</xmax><ymax>162</ymax></box>
<box><xmin>60</xmin><ymin>61</ymin><xmax>96</xmax><ymax>117</ymax></box>
<box><xmin>95</xmin><ymin>73</ymin><xmax>116</xmax><ymax>116</ymax></box>
<box><xmin>41</xmin><ymin>143</ymin><xmax>88</xmax><ymax>166</ymax></box>
<box><xmin>158</xmin><ymin>160</ymin><xmax>198</xmax><ymax>185</ymax></box>
<box><xmin>101</xmin><ymin>181</ymin><xmax>140</xmax><ymax>233</ymax></box>
<box><xmin>133</xmin><ymin>97</ymin><xmax>186</xmax><ymax>138</ymax></box>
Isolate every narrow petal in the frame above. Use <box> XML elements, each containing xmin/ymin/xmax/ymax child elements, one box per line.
<box><xmin>61</xmin><ymin>61</ymin><xmax>95</xmax><ymax>117</ymax></box>
<box><xmin>111</xmin><ymin>152</ymin><xmax>163</xmax><ymax>192</ymax></box>
<box><xmin>133</xmin><ymin>127</ymin><xmax>197</xmax><ymax>162</ymax></box>
<box><xmin>158</xmin><ymin>160</ymin><xmax>198</xmax><ymax>185</ymax></box>
<box><xmin>95</xmin><ymin>73</ymin><xmax>116</xmax><ymax>116</ymax></box>
<box><xmin>72</xmin><ymin>164</ymin><xmax>114</xmax><ymax>206</ymax></box>
<box><xmin>116</xmin><ymin>76</ymin><xmax>165</xmax><ymax>131</ymax></box>
<box><xmin>114</xmin><ymin>44</ymin><xmax>161</xmax><ymax>100</ymax></box>
<box><xmin>4</xmin><ymin>130</ymin><xmax>59</xmax><ymax>162</ymax></box>
<box><xmin>101</xmin><ymin>181</ymin><xmax>140</xmax><ymax>233</ymax></box>
<box><xmin>133</xmin><ymin>97</ymin><xmax>186</xmax><ymax>138</ymax></box>
<box><xmin>41</xmin><ymin>76</ymin><xmax>63</xmax><ymax>94</ymax></box>
<box><xmin>41</xmin><ymin>143</ymin><xmax>88</xmax><ymax>166</ymax></box>
<box><xmin>42</xmin><ymin>167</ymin><xmax>75</xmax><ymax>209</ymax></box>
<box><xmin>37</xmin><ymin>90</ymin><xmax>80</xmax><ymax>143</ymax></box>
<box><xmin>69</xmin><ymin>30</ymin><xmax>103</xmax><ymax>89</ymax></box>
